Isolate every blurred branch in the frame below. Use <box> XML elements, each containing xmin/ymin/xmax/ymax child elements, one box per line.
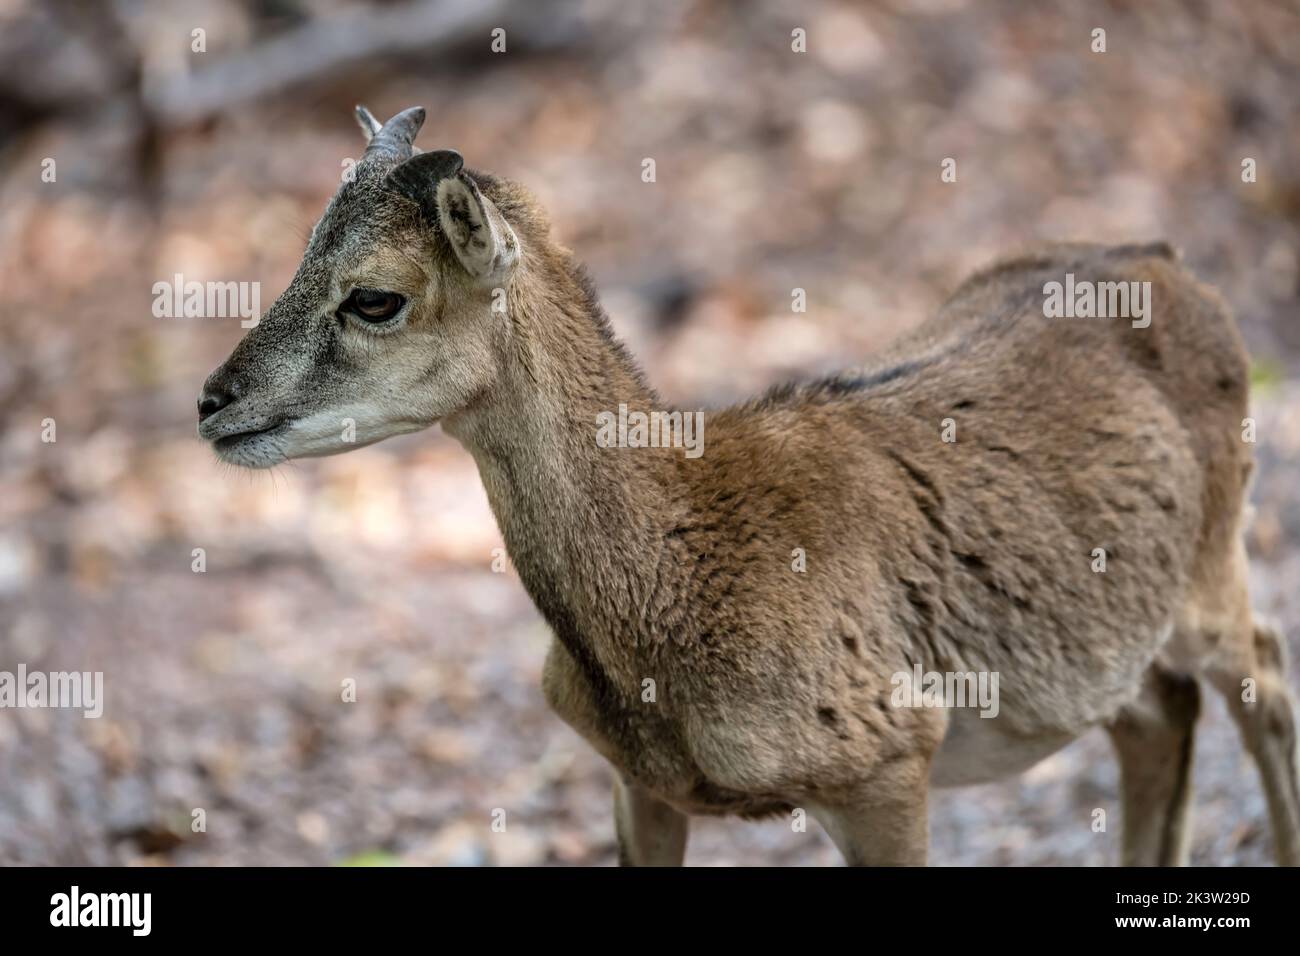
<box><xmin>143</xmin><ymin>0</ymin><xmax>583</xmax><ymax>128</ymax></box>
<box><xmin>0</xmin><ymin>0</ymin><xmax>617</xmax><ymax>198</ymax></box>
<box><xmin>1</xmin><ymin>0</ymin><xmax>611</xmax><ymax>145</ymax></box>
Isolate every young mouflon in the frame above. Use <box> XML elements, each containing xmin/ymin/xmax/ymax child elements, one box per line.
<box><xmin>198</xmin><ymin>105</ymin><xmax>1300</xmax><ymax>866</ymax></box>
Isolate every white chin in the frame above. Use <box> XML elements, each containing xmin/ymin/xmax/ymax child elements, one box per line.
<box><xmin>214</xmin><ymin>419</ymin><xmax>431</xmax><ymax>467</ymax></box>
<box><xmin>212</xmin><ymin>434</ymin><xmax>289</xmax><ymax>469</ymax></box>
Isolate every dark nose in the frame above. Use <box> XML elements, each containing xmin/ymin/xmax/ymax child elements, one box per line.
<box><xmin>197</xmin><ymin>378</ymin><xmax>238</xmax><ymax>421</ymax></box>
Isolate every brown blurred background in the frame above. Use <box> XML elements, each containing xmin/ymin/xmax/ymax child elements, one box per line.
<box><xmin>1</xmin><ymin>0</ymin><xmax>1298</xmax><ymax>865</ymax></box>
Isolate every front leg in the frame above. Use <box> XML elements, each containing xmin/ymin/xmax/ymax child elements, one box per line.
<box><xmin>810</xmin><ymin>760</ymin><xmax>932</xmax><ymax>866</ymax></box>
<box><xmin>614</xmin><ymin>776</ymin><xmax>689</xmax><ymax>866</ymax></box>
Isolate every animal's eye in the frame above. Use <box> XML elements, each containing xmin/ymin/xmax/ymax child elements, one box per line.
<box><xmin>343</xmin><ymin>288</ymin><xmax>405</xmax><ymax>322</ymax></box>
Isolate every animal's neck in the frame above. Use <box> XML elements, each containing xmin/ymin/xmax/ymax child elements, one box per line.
<box><xmin>445</xmin><ymin>255</ymin><xmax>680</xmax><ymax>689</ymax></box>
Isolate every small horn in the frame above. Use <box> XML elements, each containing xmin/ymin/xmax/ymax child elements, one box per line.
<box><xmin>354</xmin><ymin>105</ymin><xmax>382</xmax><ymax>142</ymax></box>
<box><xmin>364</xmin><ymin>106</ymin><xmax>427</xmax><ymax>159</ymax></box>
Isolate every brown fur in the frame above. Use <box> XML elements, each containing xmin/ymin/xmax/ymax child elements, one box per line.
<box><xmin>201</xmin><ymin>108</ymin><xmax>1300</xmax><ymax>866</ymax></box>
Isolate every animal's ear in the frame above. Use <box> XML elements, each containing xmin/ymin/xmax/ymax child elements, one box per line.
<box><xmin>384</xmin><ymin>149</ymin><xmax>519</xmax><ymax>285</ymax></box>
<box><xmin>435</xmin><ymin>173</ymin><xmax>520</xmax><ymax>284</ymax></box>
<box><xmin>385</xmin><ymin>148</ymin><xmax>465</xmax><ymax>216</ymax></box>
<box><xmin>355</xmin><ymin>105</ymin><xmax>382</xmax><ymax>143</ymax></box>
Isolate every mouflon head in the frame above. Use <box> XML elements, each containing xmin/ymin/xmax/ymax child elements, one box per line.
<box><xmin>197</xmin><ymin>105</ymin><xmax>529</xmax><ymax>467</ymax></box>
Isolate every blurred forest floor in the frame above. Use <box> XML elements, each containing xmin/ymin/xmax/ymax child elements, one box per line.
<box><xmin>1</xmin><ymin>0</ymin><xmax>1299</xmax><ymax>864</ymax></box>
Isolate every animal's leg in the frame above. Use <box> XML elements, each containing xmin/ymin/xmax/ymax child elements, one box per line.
<box><xmin>1105</xmin><ymin>666</ymin><xmax>1200</xmax><ymax>865</ymax></box>
<box><xmin>613</xmin><ymin>776</ymin><xmax>689</xmax><ymax>866</ymax></box>
<box><xmin>810</xmin><ymin>760</ymin><xmax>931</xmax><ymax>866</ymax></box>
<box><xmin>1207</xmin><ymin>618</ymin><xmax>1300</xmax><ymax>866</ymax></box>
